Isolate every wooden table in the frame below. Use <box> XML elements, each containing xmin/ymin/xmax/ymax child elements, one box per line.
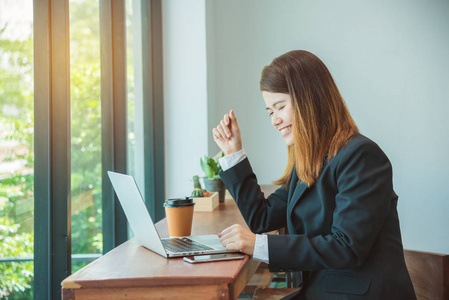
<box><xmin>61</xmin><ymin>188</ymin><xmax>276</xmax><ymax>300</ymax></box>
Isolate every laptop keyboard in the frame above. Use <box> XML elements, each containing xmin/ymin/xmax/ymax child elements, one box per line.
<box><xmin>162</xmin><ymin>237</ymin><xmax>214</xmax><ymax>253</ymax></box>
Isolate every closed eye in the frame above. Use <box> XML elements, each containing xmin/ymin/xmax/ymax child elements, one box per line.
<box><xmin>268</xmin><ymin>106</ymin><xmax>284</xmax><ymax>117</ymax></box>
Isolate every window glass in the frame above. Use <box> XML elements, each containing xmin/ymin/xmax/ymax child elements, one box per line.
<box><xmin>0</xmin><ymin>0</ymin><xmax>34</xmax><ymax>299</ymax></box>
<box><xmin>126</xmin><ymin>0</ymin><xmax>135</xmax><ymax>178</ymax></box>
<box><xmin>126</xmin><ymin>0</ymin><xmax>136</xmax><ymax>238</ymax></box>
<box><xmin>69</xmin><ymin>0</ymin><xmax>102</xmax><ymax>273</ymax></box>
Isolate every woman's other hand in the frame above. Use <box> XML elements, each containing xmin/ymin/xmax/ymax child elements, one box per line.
<box><xmin>212</xmin><ymin>109</ymin><xmax>242</xmax><ymax>156</ymax></box>
<box><xmin>218</xmin><ymin>224</ymin><xmax>255</xmax><ymax>255</ymax></box>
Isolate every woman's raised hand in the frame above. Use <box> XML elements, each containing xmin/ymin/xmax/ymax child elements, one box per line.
<box><xmin>212</xmin><ymin>109</ymin><xmax>242</xmax><ymax>156</ymax></box>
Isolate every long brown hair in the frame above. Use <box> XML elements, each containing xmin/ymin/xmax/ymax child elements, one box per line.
<box><xmin>260</xmin><ymin>50</ymin><xmax>358</xmax><ymax>188</ymax></box>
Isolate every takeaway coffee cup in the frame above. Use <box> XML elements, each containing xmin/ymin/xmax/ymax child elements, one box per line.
<box><xmin>164</xmin><ymin>197</ymin><xmax>195</xmax><ymax>237</ymax></box>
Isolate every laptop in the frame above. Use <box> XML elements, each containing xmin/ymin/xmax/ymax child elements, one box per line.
<box><xmin>107</xmin><ymin>171</ymin><xmax>235</xmax><ymax>258</ymax></box>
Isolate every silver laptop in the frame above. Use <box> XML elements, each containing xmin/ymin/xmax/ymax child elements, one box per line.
<box><xmin>108</xmin><ymin>171</ymin><xmax>234</xmax><ymax>258</ymax></box>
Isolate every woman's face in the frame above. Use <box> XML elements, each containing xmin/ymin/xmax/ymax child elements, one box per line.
<box><xmin>263</xmin><ymin>91</ymin><xmax>294</xmax><ymax>146</ymax></box>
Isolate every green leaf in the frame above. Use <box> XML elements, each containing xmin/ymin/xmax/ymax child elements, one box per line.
<box><xmin>200</xmin><ymin>156</ymin><xmax>220</xmax><ymax>178</ymax></box>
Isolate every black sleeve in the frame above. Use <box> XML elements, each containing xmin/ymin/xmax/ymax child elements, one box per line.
<box><xmin>219</xmin><ymin>158</ymin><xmax>288</xmax><ymax>233</ymax></box>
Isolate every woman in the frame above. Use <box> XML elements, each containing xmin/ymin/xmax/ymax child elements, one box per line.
<box><xmin>213</xmin><ymin>50</ymin><xmax>416</xmax><ymax>299</ymax></box>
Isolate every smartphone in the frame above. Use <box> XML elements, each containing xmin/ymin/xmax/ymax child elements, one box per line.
<box><xmin>183</xmin><ymin>254</ymin><xmax>245</xmax><ymax>264</ymax></box>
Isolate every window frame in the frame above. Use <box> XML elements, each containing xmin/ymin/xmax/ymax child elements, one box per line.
<box><xmin>34</xmin><ymin>0</ymin><xmax>71</xmax><ymax>299</ymax></box>
<box><xmin>99</xmin><ymin>0</ymin><xmax>129</xmax><ymax>254</ymax></box>
<box><xmin>33</xmin><ymin>0</ymin><xmax>164</xmax><ymax>298</ymax></box>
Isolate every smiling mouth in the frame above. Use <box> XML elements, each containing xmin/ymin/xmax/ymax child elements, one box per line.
<box><xmin>279</xmin><ymin>125</ymin><xmax>292</xmax><ymax>137</ymax></box>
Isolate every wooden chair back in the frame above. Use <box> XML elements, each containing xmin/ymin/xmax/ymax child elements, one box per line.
<box><xmin>404</xmin><ymin>249</ymin><xmax>449</xmax><ymax>300</ymax></box>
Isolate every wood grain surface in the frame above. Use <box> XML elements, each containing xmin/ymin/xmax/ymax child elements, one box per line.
<box><xmin>61</xmin><ymin>185</ymin><xmax>279</xmax><ymax>299</ymax></box>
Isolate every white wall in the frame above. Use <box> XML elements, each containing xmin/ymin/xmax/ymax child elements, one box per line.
<box><xmin>206</xmin><ymin>0</ymin><xmax>449</xmax><ymax>254</ymax></box>
<box><xmin>162</xmin><ymin>0</ymin><xmax>208</xmax><ymax>199</ymax></box>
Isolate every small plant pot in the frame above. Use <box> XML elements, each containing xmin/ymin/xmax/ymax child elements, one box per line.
<box><xmin>203</xmin><ymin>178</ymin><xmax>226</xmax><ymax>203</ymax></box>
<box><xmin>192</xmin><ymin>192</ymin><xmax>219</xmax><ymax>211</ymax></box>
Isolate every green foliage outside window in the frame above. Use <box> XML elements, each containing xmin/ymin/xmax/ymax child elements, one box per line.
<box><xmin>69</xmin><ymin>0</ymin><xmax>103</xmax><ymax>272</ymax></box>
<box><xmin>0</xmin><ymin>0</ymin><xmax>104</xmax><ymax>297</ymax></box>
<box><xmin>0</xmin><ymin>209</ymin><xmax>34</xmax><ymax>299</ymax></box>
<box><xmin>0</xmin><ymin>19</ymin><xmax>35</xmax><ymax>298</ymax></box>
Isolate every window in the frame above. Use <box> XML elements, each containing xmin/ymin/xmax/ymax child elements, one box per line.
<box><xmin>30</xmin><ymin>0</ymin><xmax>164</xmax><ymax>298</ymax></box>
<box><xmin>126</xmin><ymin>0</ymin><xmax>136</xmax><ymax>179</ymax></box>
<box><xmin>69</xmin><ymin>0</ymin><xmax>103</xmax><ymax>273</ymax></box>
<box><xmin>0</xmin><ymin>0</ymin><xmax>164</xmax><ymax>298</ymax></box>
<box><xmin>0</xmin><ymin>1</ymin><xmax>34</xmax><ymax>298</ymax></box>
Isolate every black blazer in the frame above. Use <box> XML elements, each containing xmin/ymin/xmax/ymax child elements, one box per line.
<box><xmin>220</xmin><ymin>134</ymin><xmax>416</xmax><ymax>300</ymax></box>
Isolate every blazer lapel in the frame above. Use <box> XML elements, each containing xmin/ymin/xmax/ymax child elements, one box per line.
<box><xmin>288</xmin><ymin>168</ymin><xmax>309</xmax><ymax>205</ymax></box>
<box><xmin>291</xmin><ymin>180</ymin><xmax>308</xmax><ymax>205</ymax></box>
<box><xmin>286</xmin><ymin>170</ymin><xmax>309</xmax><ymax>233</ymax></box>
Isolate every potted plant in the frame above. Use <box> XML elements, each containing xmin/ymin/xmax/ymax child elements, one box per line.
<box><xmin>190</xmin><ymin>175</ymin><xmax>219</xmax><ymax>211</ymax></box>
<box><xmin>200</xmin><ymin>152</ymin><xmax>226</xmax><ymax>203</ymax></box>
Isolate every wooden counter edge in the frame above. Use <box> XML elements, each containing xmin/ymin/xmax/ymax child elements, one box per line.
<box><xmin>61</xmin><ymin>255</ymin><xmax>259</xmax><ymax>290</ymax></box>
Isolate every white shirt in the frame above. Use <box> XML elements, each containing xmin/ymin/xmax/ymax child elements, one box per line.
<box><xmin>219</xmin><ymin>150</ymin><xmax>269</xmax><ymax>264</ymax></box>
